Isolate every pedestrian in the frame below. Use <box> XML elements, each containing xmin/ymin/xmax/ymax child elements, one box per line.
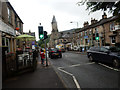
<box><xmin>40</xmin><ymin>49</ymin><xmax>45</xmax><ymax>65</ymax></box>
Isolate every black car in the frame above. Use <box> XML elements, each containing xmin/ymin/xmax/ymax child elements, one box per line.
<box><xmin>49</xmin><ymin>48</ymin><xmax>62</xmax><ymax>59</ymax></box>
<box><xmin>87</xmin><ymin>46</ymin><xmax>120</xmax><ymax>68</ymax></box>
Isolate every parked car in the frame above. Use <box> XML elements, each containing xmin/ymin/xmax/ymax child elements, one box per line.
<box><xmin>73</xmin><ymin>46</ymin><xmax>79</xmax><ymax>51</ymax></box>
<box><xmin>87</xmin><ymin>46</ymin><xmax>120</xmax><ymax>68</ymax></box>
<box><xmin>48</xmin><ymin>48</ymin><xmax>62</xmax><ymax>59</ymax></box>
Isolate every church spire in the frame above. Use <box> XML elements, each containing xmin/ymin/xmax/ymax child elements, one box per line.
<box><xmin>52</xmin><ymin>15</ymin><xmax>57</xmax><ymax>23</ymax></box>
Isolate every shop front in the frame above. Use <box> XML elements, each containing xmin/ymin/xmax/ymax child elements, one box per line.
<box><xmin>0</xmin><ymin>19</ymin><xmax>16</xmax><ymax>79</ymax></box>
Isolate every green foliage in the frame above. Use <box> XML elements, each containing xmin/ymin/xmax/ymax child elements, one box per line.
<box><xmin>38</xmin><ymin>34</ymin><xmax>50</xmax><ymax>47</ymax></box>
<box><xmin>77</xmin><ymin>1</ymin><xmax>120</xmax><ymax>22</ymax></box>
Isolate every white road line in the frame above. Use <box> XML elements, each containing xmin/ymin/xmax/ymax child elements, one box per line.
<box><xmin>58</xmin><ymin>67</ymin><xmax>81</xmax><ymax>90</ymax></box>
<box><xmin>98</xmin><ymin>63</ymin><xmax>120</xmax><ymax>72</ymax></box>
<box><xmin>58</xmin><ymin>67</ymin><xmax>73</xmax><ymax>76</ymax></box>
<box><xmin>65</xmin><ymin>62</ymin><xmax>95</xmax><ymax>68</ymax></box>
<box><xmin>69</xmin><ymin>64</ymin><xmax>81</xmax><ymax>67</ymax></box>
<box><xmin>72</xmin><ymin>76</ymin><xmax>81</xmax><ymax>89</ymax></box>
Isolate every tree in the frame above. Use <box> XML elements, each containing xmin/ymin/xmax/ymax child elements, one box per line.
<box><xmin>38</xmin><ymin>34</ymin><xmax>50</xmax><ymax>47</ymax></box>
<box><xmin>77</xmin><ymin>1</ymin><xmax>120</xmax><ymax>22</ymax></box>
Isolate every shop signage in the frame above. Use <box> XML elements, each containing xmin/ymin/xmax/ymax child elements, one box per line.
<box><xmin>114</xmin><ymin>25</ymin><xmax>120</xmax><ymax>30</ymax></box>
<box><xmin>32</xmin><ymin>41</ymin><xmax>35</xmax><ymax>45</ymax></box>
<box><xmin>0</xmin><ymin>20</ymin><xmax>16</xmax><ymax>36</ymax></box>
<box><xmin>84</xmin><ymin>36</ymin><xmax>88</xmax><ymax>39</ymax></box>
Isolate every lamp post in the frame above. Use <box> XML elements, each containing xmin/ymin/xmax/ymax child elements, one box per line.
<box><xmin>70</xmin><ymin>21</ymin><xmax>78</xmax><ymax>28</ymax></box>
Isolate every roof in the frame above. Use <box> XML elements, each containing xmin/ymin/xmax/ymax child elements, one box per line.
<box><xmin>76</xmin><ymin>16</ymin><xmax>118</xmax><ymax>33</ymax></box>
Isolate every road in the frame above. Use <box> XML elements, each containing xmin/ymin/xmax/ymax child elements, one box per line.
<box><xmin>49</xmin><ymin>51</ymin><xmax>120</xmax><ymax>89</ymax></box>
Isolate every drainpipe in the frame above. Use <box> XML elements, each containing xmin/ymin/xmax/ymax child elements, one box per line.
<box><xmin>102</xmin><ymin>24</ymin><xmax>105</xmax><ymax>46</ymax></box>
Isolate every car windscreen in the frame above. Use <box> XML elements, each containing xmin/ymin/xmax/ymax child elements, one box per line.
<box><xmin>51</xmin><ymin>49</ymin><xmax>57</xmax><ymax>52</ymax></box>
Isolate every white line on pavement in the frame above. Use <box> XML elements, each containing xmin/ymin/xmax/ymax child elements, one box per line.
<box><xmin>98</xmin><ymin>63</ymin><xmax>120</xmax><ymax>72</ymax></box>
<box><xmin>58</xmin><ymin>67</ymin><xmax>81</xmax><ymax>90</ymax></box>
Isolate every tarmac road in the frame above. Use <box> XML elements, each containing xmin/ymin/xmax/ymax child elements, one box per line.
<box><xmin>49</xmin><ymin>51</ymin><xmax>120</xmax><ymax>89</ymax></box>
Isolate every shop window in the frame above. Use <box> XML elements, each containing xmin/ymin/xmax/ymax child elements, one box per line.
<box><xmin>2</xmin><ymin>37</ymin><xmax>5</xmax><ymax>46</ymax></box>
<box><xmin>111</xmin><ymin>36</ymin><xmax>116</xmax><ymax>44</ymax></box>
<box><xmin>85</xmin><ymin>39</ymin><xmax>88</xmax><ymax>45</ymax></box>
<box><xmin>6</xmin><ymin>38</ymin><xmax>10</xmax><ymax>52</ymax></box>
<box><xmin>2</xmin><ymin>37</ymin><xmax>10</xmax><ymax>53</ymax></box>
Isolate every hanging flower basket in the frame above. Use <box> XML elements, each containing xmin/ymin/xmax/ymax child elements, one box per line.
<box><xmin>6</xmin><ymin>52</ymin><xmax>14</xmax><ymax>57</ymax></box>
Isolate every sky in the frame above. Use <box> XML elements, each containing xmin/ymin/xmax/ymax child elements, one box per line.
<box><xmin>8</xmin><ymin>0</ymin><xmax>112</xmax><ymax>41</ymax></box>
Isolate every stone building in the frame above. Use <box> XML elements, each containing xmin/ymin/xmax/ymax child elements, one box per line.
<box><xmin>0</xmin><ymin>1</ymin><xmax>23</xmax><ymax>79</ymax></box>
<box><xmin>75</xmin><ymin>13</ymin><xmax>120</xmax><ymax>52</ymax></box>
<box><xmin>0</xmin><ymin>1</ymin><xmax>23</xmax><ymax>53</ymax></box>
<box><xmin>49</xmin><ymin>15</ymin><xmax>59</xmax><ymax>48</ymax></box>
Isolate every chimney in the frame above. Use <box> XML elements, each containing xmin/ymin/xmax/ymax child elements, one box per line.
<box><xmin>84</xmin><ymin>21</ymin><xmax>89</xmax><ymax>27</ymax></box>
<box><xmin>102</xmin><ymin>12</ymin><xmax>107</xmax><ymax>19</ymax></box>
<box><xmin>91</xmin><ymin>18</ymin><xmax>98</xmax><ymax>24</ymax></box>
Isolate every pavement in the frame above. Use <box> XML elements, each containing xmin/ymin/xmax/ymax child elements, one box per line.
<box><xmin>2</xmin><ymin>56</ymin><xmax>67</xmax><ymax>89</ymax></box>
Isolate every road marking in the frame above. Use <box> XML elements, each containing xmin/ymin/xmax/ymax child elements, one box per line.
<box><xmin>58</xmin><ymin>67</ymin><xmax>73</xmax><ymax>76</ymax></box>
<box><xmin>98</xmin><ymin>63</ymin><xmax>120</xmax><ymax>72</ymax></box>
<box><xmin>59</xmin><ymin>62</ymin><xmax>95</xmax><ymax>69</ymax></box>
<box><xmin>58</xmin><ymin>67</ymin><xmax>81</xmax><ymax>90</ymax></box>
<box><xmin>69</xmin><ymin>64</ymin><xmax>81</xmax><ymax>67</ymax></box>
<box><xmin>72</xmin><ymin>76</ymin><xmax>81</xmax><ymax>89</ymax></box>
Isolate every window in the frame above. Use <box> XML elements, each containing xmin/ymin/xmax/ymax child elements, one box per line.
<box><xmin>15</xmin><ymin>15</ymin><xmax>17</xmax><ymax>27</ymax></box>
<box><xmin>7</xmin><ymin>7</ymin><xmax>12</xmax><ymax>23</ymax></box>
<box><xmin>2</xmin><ymin>37</ymin><xmax>5</xmax><ymax>46</ymax></box>
<box><xmin>110</xmin><ymin>22</ymin><xmax>115</xmax><ymax>31</ymax></box>
<box><xmin>81</xmin><ymin>38</ymin><xmax>83</xmax><ymax>44</ymax></box>
<box><xmin>81</xmin><ymin>32</ymin><xmax>82</xmax><ymax>36</ymax></box>
<box><xmin>111</xmin><ymin>36</ymin><xmax>116</xmax><ymax>44</ymax></box>
<box><xmin>89</xmin><ymin>29</ymin><xmax>92</xmax><ymax>35</ymax></box>
<box><xmin>2</xmin><ymin>37</ymin><xmax>10</xmax><ymax>53</ymax></box>
<box><xmin>85</xmin><ymin>31</ymin><xmax>87</xmax><ymax>36</ymax></box>
<box><xmin>78</xmin><ymin>33</ymin><xmax>79</xmax><ymax>38</ymax></box>
<box><xmin>95</xmin><ymin>28</ymin><xmax>98</xmax><ymax>33</ymax></box>
<box><xmin>100</xmin><ymin>47</ymin><xmax>108</xmax><ymax>52</ymax></box>
<box><xmin>85</xmin><ymin>39</ymin><xmax>88</xmax><ymax>45</ymax></box>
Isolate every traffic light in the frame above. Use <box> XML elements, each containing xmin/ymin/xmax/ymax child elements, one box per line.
<box><xmin>44</xmin><ymin>31</ymin><xmax>48</xmax><ymax>39</ymax></box>
<box><xmin>38</xmin><ymin>26</ymin><xmax>44</xmax><ymax>39</ymax></box>
<box><xmin>95</xmin><ymin>33</ymin><xmax>99</xmax><ymax>40</ymax></box>
<box><xmin>93</xmin><ymin>33</ymin><xmax>95</xmax><ymax>40</ymax></box>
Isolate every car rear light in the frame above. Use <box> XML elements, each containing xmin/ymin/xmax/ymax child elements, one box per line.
<box><xmin>51</xmin><ymin>51</ymin><xmax>54</xmax><ymax>52</ymax></box>
<box><xmin>59</xmin><ymin>50</ymin><xmax>61</xmax><ymax>52</ymax></box>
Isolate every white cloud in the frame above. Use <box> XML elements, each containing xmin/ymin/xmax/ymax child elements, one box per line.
<box><xmin>8</xmin><ymin>0</ymin><xmax>112</xmax><ymax>41</ymax></box>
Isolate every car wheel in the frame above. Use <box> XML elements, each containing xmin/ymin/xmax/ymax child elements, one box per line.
<box><xmin>113</xmin><ymin>59</ymin><xmax>119</xmax><ymax>68</ymax></box>
<box><xmin>89</xmin><ymin>55</ymin><xmax>93</xmax><ymax>62</ymax></box>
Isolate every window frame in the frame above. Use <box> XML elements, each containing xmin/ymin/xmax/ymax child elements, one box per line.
<box><xmin>111</xmin><ymin>36</ymin><xmax>116</xmax><ymax>44</ymax></box>
<box><xmin>7</xmin><ymin>7</ymin><xmax>12</xmax><ymax>24</ymax></box>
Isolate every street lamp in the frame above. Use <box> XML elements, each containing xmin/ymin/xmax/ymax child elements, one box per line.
<box><xmin>70</xmin><ymin>21</ymin><xmax>78</xmax><ymax>28</ymax></box>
